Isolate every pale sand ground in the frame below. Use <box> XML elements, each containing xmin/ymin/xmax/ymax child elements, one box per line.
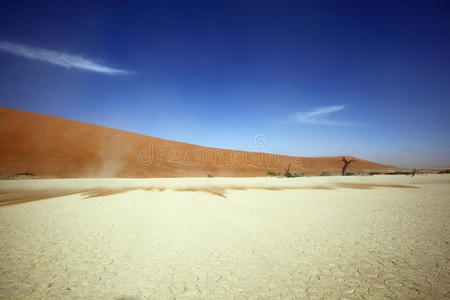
<box><xmin>0</xmin><ymin>175</ymin><xmax>449</xmax><ymax>299</ymax></box>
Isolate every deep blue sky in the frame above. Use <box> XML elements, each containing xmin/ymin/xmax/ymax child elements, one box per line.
<box><xmin>1</xmin><ymin>0</ymin><xmax>449</xmax><ymax>167</ymax></box>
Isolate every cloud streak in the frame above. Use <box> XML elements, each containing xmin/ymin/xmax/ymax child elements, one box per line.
<box><xmin>0</xmin><ymin>41</ymin><xmax>130</xmax><ymax>75</ymax></box>
<box><xmin>292</xmin><ymin>105</ymin><xmax>364</xmax><ymax>126</ymax></box>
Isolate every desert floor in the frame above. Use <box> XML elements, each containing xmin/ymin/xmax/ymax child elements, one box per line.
<box><xmin>0</xmin><ymin>175</ymin><xmax>449</xmax><ymax>299</ymax></box>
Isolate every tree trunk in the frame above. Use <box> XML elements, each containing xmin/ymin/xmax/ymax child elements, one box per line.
<box><xmin>342</xmin><ymin>164</ymin><xmax>349</xmax><ymax>176</ymax></box>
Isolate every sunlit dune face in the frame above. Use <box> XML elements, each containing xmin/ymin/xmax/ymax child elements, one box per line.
<box><xmin>0</xmin><ymin>107</ymin><xmax>396</xmax><ymax>179</ymax></box>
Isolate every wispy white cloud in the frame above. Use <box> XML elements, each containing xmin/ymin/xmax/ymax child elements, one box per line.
<box><xmin>292</xmin><ymin>105</ymin><xmax>365</xmax><ymax>126</ymax></box>
<box><xmin>0</xmin><ymin>41</ymin><xmax>130</xmax><ymax>75</ymax></box>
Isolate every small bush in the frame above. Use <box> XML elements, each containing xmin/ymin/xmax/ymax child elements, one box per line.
<box><xmin>207</xmin><ymin>174</ymin><xmax>213</xmax><ymax>178</ymax></box>
<box><xmin>267</xmin><ymin>171</ymin><xmax>279</xmax><ymax>176</ymax></box>
<box><xmin>319</xmin><ymin>171</ymin><xmax>331</xmax><ymax>176</ymax></box>
<box><xmin>291</xmin><ymin>172</ymin><xmax>305</xmax><ymax>177</ymax></box>
<box><xmin>15</xmin><ymin>172</ymin><xmax>35</xmax><ymax>176</ymax></box>
<box><xmin>386</xmin><ymin>171</ymin><xmax>411</xmax><ymax>175</ymax></box>
<box><xmin>438</xmin><ymin>169</ymin><xmax>450</xmax><ymax>174</ymax></box>
<box><xmin>345</xmin><ymin>172</ymin><xmax>356</xmax><ymax>176</ymax></box>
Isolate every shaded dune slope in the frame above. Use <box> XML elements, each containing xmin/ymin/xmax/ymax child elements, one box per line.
<box><xmin>0</xmin><ymin>107</ymin><xmax>393</xmax><ymax>177</ymax></box>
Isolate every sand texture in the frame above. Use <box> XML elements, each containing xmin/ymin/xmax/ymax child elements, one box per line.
<box><xmin>0</xmin><ymin>175</ymin><xmax>449</xmax><ymax>299</ymax></box>
<box><xmin>0</xmin><ymin>107</ymin><xmax>393</xmax><ymax>178</ymax></box>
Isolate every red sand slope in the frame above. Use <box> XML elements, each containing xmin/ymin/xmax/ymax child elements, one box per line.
<box><xmin>0</xmin><ymin>107</ymin><xmax>394</xmax><ymax>178</ymax></box>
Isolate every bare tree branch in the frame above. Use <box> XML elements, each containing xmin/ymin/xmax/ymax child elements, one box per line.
<box><xmin>341</xmin><ymin>156</ymin><xmax>358</xmax><ymax>176</ymax></box>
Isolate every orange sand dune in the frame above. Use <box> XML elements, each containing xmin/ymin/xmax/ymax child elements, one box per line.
<box><xmin>0</xmin><ymin>107</ymin><xmax>393</xmax><ymax>178</ymax></box>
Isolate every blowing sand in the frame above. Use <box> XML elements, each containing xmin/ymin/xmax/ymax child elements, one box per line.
<box><xmin>0</xmin><ymin>175</ymin><xmax>449</xmax><ymax>299</ymax></box>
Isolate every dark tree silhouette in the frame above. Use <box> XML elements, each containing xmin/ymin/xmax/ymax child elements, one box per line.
<box><xmin>284</xmin><ymin>164</ymin><xmax>292</xmax><ymax>177</ymax></box>
<box><xmin>411</xmin><ymin>168</ymin><xmax>417</xmax><ymax>177</ymax></box>
<box><xmin>341</xmin><ymin>157</ymin><xmax>358</xmax><ymax>176</ymax></box>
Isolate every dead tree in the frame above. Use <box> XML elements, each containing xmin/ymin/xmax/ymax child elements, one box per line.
<box><xmin>284</xmin><ymin>164</ymin><xmax>292</xmax><ymax>177</ymax></box>
<box><xmin>341</xmin><ymin>157</ymin><xmax>358</xmax><ymax>176</ymax></box>
<box><xmin>411</xmin><ymin>168</ymin><xmax>417</xmax><ymax>177</ymax></box>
